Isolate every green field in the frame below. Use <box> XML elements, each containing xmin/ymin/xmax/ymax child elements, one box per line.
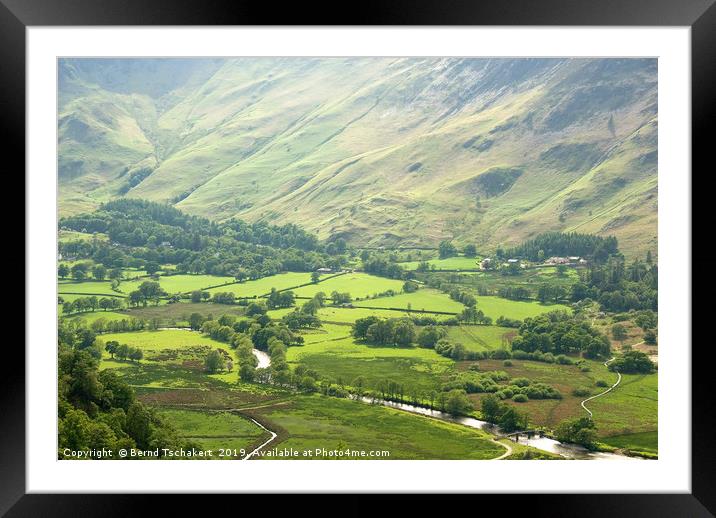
<box><xmin>65</xmin><ymin>311</ymin><xmax>132</xmax><ymax>324</ymax></box>
<box><xmin>475</xmin><ymin>295</ymin><xmax>570</xmax><ymax>320</ymax></box>
<box><xmin>287</xmin><ymin>325</ymin><xmax>453</xmax><ymax>392</ymax></box>
<box><xmin>205</xmin><ymin>272</ymin><xmax>313</xmax><ymax>298</ymax></box>
<box><xmin>357</xmin><ymin>288</ymin><xmax>465</xmax><ymax>314</ymax></box>
<box><xmin>399</xmin><ymin>256</ymin><xmax>482</xmax><ymax>271</ymax></box>
<box><xmin>444</xmin><ymin>325</ymin><xmax>517</xmax><ymax>352</ymax></box>
<box><xmin>292</xmin><ymin>272</ymin><xmax>405</xmax><ymax>299</ymax></box>
<box><xmin>269</xmin><ymin>305</ymin><xmax>455</xmax><ymax>324</ymax></box>
<box><xmin>247</xmin><ymin>395</ymin><xmax>505</xmax><ymax>460</ymax></box>
<box><xmin>58</xmin><ymin>280</ymin><xmax>122</xmax><ymax>296</ymax></box>
<box><xmin>156</xmin><ymin>408</ymin><xmax>268</xmax><ymax>458</ymax></box>
<box><xmin>59</xmin><ymin>230</ymin><xmax>108</xmax><ymax>243</ymax></box>
<box><xmin>600</xmin><ymin>431</ymin><xmax>658</xmax><ymax>455</ymax></box>
<box><xmin>119</xmin><ymin>274</ymin><xmax>235</xmax><ymax>294</ymax></box>
<box><xmin>588</xmin><ymin>373</ymin><xmax>658</xmax><ymax>437</ymax></box>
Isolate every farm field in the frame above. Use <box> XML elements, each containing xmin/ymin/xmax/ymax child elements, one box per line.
<box><xmin>121</xmin><ymin>301</ymin><xmax>246</xmax><ymax>325</ymax></box>
<box><xmin>357</xmin><ymin>288</ymin><xmax>465</xmax><ymax>313</ymax></box>
<box><xmin>205</xmin><ymin>272</ymin><xmax>313</xmax><ymax>298</ymax></box>
<box><xmin>65</xmin><ymin>310</ymin><xmax>132</xmax><ymax>324</ymax></box>
<box><xmin>444</xmin><ymin>325</ymin><xmax>517</xmax><ymax>352</ymax></box>
<box><xmin>58</xmin><ymin>280</ymin><xmax>121</xmax><ymax>296</ymax></box>
<box><xmin>58</xmin><ymin>230</ymin><xmax>108</xmax><ymax>243</ymax></box>
<box><xmin>246</xmin><ymin>395</ymin><xmax>505</xmax><ymax>460</ymax></box>
<box><xmin>268</xmin><ymin>305</ymin><xmax>455</xmax><ymax>324</ymax></box>
<box><xmin>156</xmin><ymin>408</ymin><xmax>268</xmax><ymax>458</ymax></box>
<box><xmin>475</xmin><ymin>295</ymin><xmax>570</xmax><ymax>320</ymax></box>
<box><xmin>399</xmin><ymin>256</ymin><xmax>482</xmax><ymax>271</ymax></box>
<box><xmin>118</xmin><ymin>274</ymin><xmax>235</xmax><ymax>294</ymax></box>
<box><xmin>587</xmin><ymin>373</ymin><xmax>658</xmax><ymax>437</ymax></box>
<box><xmin>292</xmin><ymin>272</ymin><xmax>405</xmax><ymax>299</ymax></box>
<box><xmin>600</xmin><ymin>431</ymin><xmax>658</xmax><ymax>455</ymax></box>
<box><xmin>286</xmin><ymin>328</ymin><xmax>453</xmax><ymax>392</ymax></box>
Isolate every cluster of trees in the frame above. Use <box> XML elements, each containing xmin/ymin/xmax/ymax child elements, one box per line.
<box><xmin>210</xmin><ymin>292</ymin><xmax>235</xmax><ymax>305</ymax></box>
<box><xmin>281</xmin><ymin>294</ymin><xmax>324</xmax><ymax>330</ymax></box>
<box><xmin>448</xmin><ymin>289</ymin><xmax>477</xmax><ymax>307</ymax></box>
<box><xmin>330</xmin><ymin>291</ymin><xmax>352</xmax><ymax>305</ymax></box>
<box><xmin>459</xmin><ymin>306</ymin><xmax>492</xmax><ymax>325</ymax></box>
<box><xmin>59</xmin><ymin>199</ymin><xmax>345</xmax><ymax>280</ymax></box>
<box><xmin>438</xmin><ymin>240</ymin><xmax>458</xmax><ymax>259</ymax></box>
<box><xmin>127</xmin><ymin>281</ymin><xmax>167</xmax><ymax>307</ymax></box>
<box><xmin>58</xmin><ymin>262</ymin><xmax>114</xmax><ymax>282</ymax></box>
<box><xmin>352</xmin><ymin>317</ymin><xmax>417</xmax><ymax>346</ymax></box>
<box><xmin>504</xmin><ymin>232</ymin><xmax>619</xmax><ymax>262</ymax></box>
<box><xmin>512</xmin><ymin>311</ymin><xmax>611</xmax><ymax>359</ymax></box>
<box><xmin>576</xmin><ymin>255</ymin><xmax>658</xmax><ymax>312</ymax></box>
<box><xmin>204</xmin><ymin>349</ymin><xmax>230</xmax><ymax>374</ymax></box>
<box><xmin>481</xmin><ymin>394</ymin><xmax>529</xmax><ymax>433</ymax></box>
<box><xmin>608</xmin><ymin>350</ymin><xmax>656</xmax><ymax>374</ymax></box>
<box><xmin>442</xmin><ymin>370</ymin><xmax>561</xmax><ymax>401</ymax></box>
<box><xmin>104</xmin><ymin>340</ymin><xmax>143</xmax><ymax>362</ymax></box>
<box><xmin>555</xmin><ymin>417</ymin><xmax>597</xmax><ymax>449</ymax></box>
<box><xmin>537</xmin><ymin>284</ymin><xmax>569</xmax><ymax>303</ymax></box>
<box><xmin>58</xmin><ymin>321</ymin><xmax>194</xmax><ymax>458</ymax></box>
<box><xmin>362</xmin><ymin>257</ymin><xmax>405</xmax><ymax>280</ymax></box>
<box><xmin>497</xmin><ymin>286</ymin><xmax>531</xmax><ymax>300</ymax></box>
<box><xmin>62</xmin><ymin>296</ymin><xmax>124</xmax><ymax>314</ymax></box>
<box><xmin>266</xmin><ymin>289</ymin><xmax>295</xmax><ymax>309</ymax></box>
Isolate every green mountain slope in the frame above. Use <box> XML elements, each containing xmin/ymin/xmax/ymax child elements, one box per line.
<box><xmin>58</xmin><ymin>57</ymin><xmax>657</xmax><ymax>257</ymax></box>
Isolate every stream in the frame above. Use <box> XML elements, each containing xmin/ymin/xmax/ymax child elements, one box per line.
<box><xmin>157</xmin><ymin>327</ymin><xmax>637</xmax><ymax>460</ymax></box>
<box><xmin>360</xmin><ymin>398</ymin><xmax>639</xmax><ymax>460</ymax></box>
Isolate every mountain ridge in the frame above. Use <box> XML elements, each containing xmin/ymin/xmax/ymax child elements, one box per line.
<box><xmin>58</xmin><ymin>57</ymin><xmax>657</xmax><ymax>257</ymax></box>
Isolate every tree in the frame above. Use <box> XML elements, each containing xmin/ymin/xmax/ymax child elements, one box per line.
<box><xmin>416</xmin><ymin>326</ymin><xmax>445</xmax><ymax>348</ymax></box>
<box><xmin>58</xmin><ymin>263</ymin><xmax>70</xmax><ymax>279</ymax></box>
<box><xmin>644</xmin><ymin>330</ymin><xmax>657</xmax><ymax>345</ymax></box>
<box><xmin>239</xmin><ymin>363</ymin><xmax>255</xmax><ymax>382</ymax></box>
<box><xmin>71</xmin><ymin>263</ymin><xmax>89</xmax><ymax>281</ymax></box>
<box><xmin>145</xmin><ymin>261</ymin><xmax>161</xmax><ymax>275</ymax></box>
<box><xmin>104</xmin><ymin>340</ymin><xmax>119</xmax><ymax>359</ymax></box>
<box><xmin>190</xmin><ymin>290</ymin><xmax>203</xmax><ymax>303</ymax></box>
<box><xmin>204</xmin><ymin>350</ymin><xmax>226</xmax><ymax>373</ymax></box>
<box><xmin>608</xmin><ymin>350</ymin><xmax>655</xmax><ymax>374</ymax></box>
<box><xmin>555</xmin><ymin>417</ymin><xmax>597</xmax><ymax>449</ymax></box>
<box><xmin>189</xmin><ymin>313</ymin><xmax>205</xmax><ymax>330</ymax></box>
<box><xmin>92</xmin><ymin>264</ymin><xmax>107</xmax><ymax>280</ymax></box>
<box><xmin>463</xmin><ymin>244</ymin><xmax>477</xmax><ymax>257</ymax></box>
<box><xmin>128</xmin><ymin>348</ymin><xmax>144</xmax><ymax>362</ymax></box>
<box><xmin>498</xmin><ymin>407</ymin><xmax>527</xmax><ymax>433</ymax></box>
<box><xmin>611</xmin><ymin>323</ymin><xmax>628</xmax><ymax>342</ymax></box>
<box><xmin>403</xmin><ymin>280</ymin><xmax>419</xmax><ymax>293</ymax></box>
<box><xmin>311</xmin><ymin>271</ymin><xmax>321</xmax><ymax>283</ymax></box>
<box><xmin>445</xmin><ymin>390</ymin><xmax>473</xmax><ymax>416</ymax></box>
<box><xmin>481</xmin><ymin>394</ymin><xmax>502</xmax><ymax>423</ymax></box>
<box><xmin>438</xmin><ymin>240</ymin><xmax>457</xmax><ymax>259</ymax></box>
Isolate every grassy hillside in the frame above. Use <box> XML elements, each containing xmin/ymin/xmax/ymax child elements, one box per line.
<box><xmin>59</xmin><ymin>57</ymin><xmax>657</xmax><ymax>257</ymax></box>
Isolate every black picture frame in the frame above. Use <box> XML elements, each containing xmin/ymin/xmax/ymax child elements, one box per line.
<box><xmin>5</xmin><ymin>0</ymin><xmax>710</xmax><ymax>514</ymax></box>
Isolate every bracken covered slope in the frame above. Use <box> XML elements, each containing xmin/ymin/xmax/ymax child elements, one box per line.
<box><xmin>58</xmin><ymin>58</ymin><xmax>657</xmax><ymax>257</ymax></box>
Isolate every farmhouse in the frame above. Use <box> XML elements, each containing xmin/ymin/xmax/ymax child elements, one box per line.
<box><xmin>480</xmin><ymin>258</ymin><xmax>492</xmax><ymax>269</ymax></box>
<box><xmin>316</xmin><ymin>267</ymin><xmax>333</xmax><ymax>274</ymax></box>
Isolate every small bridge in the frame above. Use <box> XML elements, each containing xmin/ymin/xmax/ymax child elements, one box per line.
<box><xmin>500</xmin><ymin>430</ymin><xmax>544</xmax><ymax>441</ymax></box>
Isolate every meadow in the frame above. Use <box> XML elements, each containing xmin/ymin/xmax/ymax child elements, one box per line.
<box><xmin>268</xmin><ymin>305</ymin><xmax>455</xmax><ymax>324</ymax></box>
<box><xmin>58</xmin><ymin>280</ymin><xmax>122</xmax><ymax>296</ymax></box>
<box><xmin>444</xmin><ymin>325</ymin><xmax>517</xmax><ymax>352</ymax></box>
<box><xmin>156</xmin><ymin>408</ymin><xmax>268</xmax><ymax>458</ymax></box>
<box><xmin>118</xmin><ymin>274</ymin><xmax>235</xmax><ymax>294</ymax></box>
<box><xmin>286</xmin><ymin>325</ymin><xmax>453</xmax><ymax>392</ymax></box>
<box><xmin>246</xmin><ymin>395</ymin><xmax>506</xmax><ymax>460</ymax></box>
<box><xmin>357</xmin><ymin>288</ymin><xmax>465</xmax><ymax>314</ymax></box>
<box><xmin>205</xmin><ymin>272</ymin><xmax>313</xmax><ymax>298</ymax></box>
<box><xmin>292</xmin><ymin>272</ymin><xmax>405</xmax><ymax>299</ymax></box>
<box><xmin>398</xmin><ymin>256</ymin><xmax>482</xmax><ymax>271</ymax></box>
<box><xmin>474</xmin><ymin>295</ymin><xmax>570</xmax><ymax>321</ymax></box>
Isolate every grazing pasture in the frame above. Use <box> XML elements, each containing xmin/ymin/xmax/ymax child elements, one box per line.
<box><xmin>357</xmin><ymin>288</ymin><xmax>464</xmax><ymax>313</ymax></box>
<box><xmin>286</xmin><ymin>331</ymin><xmax>453</xmax><ymax>392</ymax></box>
<box><xmin>205</xmin><ymin>272</ymin><xmax>313</xmax><ymax>298</ymax></box>
<box><xmin>156</xmin><ymin>409</ymin><xmax>268</xmax><ymax>457</ymax></box>
<box><xmin>247</xmin><ymin>395</ymin><xmax>505</xmax><ymax>460</ymax></box>
<box><xmin>474</xmin><ymin>295</ymin><xmax>570</xmax><ymax>321</ymax></box>
<box><xmin>268</xmin><ymin>306</ymin><xmax>455</xmax><ymax>324</ymax></box>
<box><xmin>600</xmin><ymin>431</ymin><xmax>658</xmax><ymax>455</ymax></box>
<box><xmin>399</xmin><ymin>256</ymin><xmax>481</xmax><ymax>271</ymax></box>
<box><xmin>119</xmin><ymin>274</ymin><xmax>235</xmax><ymax>294</ymax></box>
<box><xmin>292</xmin><ymin>272</ymin><xmax>405</xmax><ymax>299</ymax></box>
<box><xmin>444</xmin><ymin>325</ymin><xmax>517</xmax><ymax>352</ymax></box>
<box><xmin>58</xmin><ymin>280</ymin><xmax>120</xmax><ymax>296</ymax></box>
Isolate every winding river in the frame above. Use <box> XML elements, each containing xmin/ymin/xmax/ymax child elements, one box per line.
<box><xmin>157</xmin><ymin>327</ymin><xmax>637</xmax><ymax>460</ymax></box>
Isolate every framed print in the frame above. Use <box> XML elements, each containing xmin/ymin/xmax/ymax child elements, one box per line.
<box><xmin>5</xmin><ymin>0</ymin><xmax>713</xmax><ymax>513</ymax></box>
